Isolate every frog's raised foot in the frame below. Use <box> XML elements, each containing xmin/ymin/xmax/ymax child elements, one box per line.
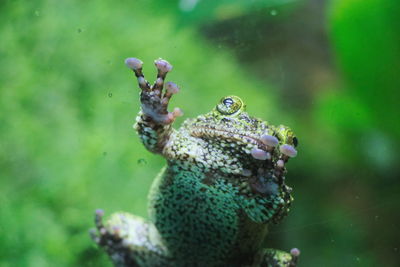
<box><xmin>125</xmin><ymin>58</ymin><xmax>182</xmax><ymax>125</ymax></box>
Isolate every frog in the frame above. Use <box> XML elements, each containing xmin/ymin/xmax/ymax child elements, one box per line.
<box><xmin>91</xmin><ymin>58</ymin><xmax>300</xmax><ymax>267</ymax></box>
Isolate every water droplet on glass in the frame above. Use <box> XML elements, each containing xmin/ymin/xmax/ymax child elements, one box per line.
<box><xmin>270</xmin><ymin>9</ymin><xmax>277</xmax><ymax>16</ymax></box>
<box><xmin>108</xmin><ymin>92</ymin><xmax>113</xmax><ymax>98</ymax></box>
<box><xmin>137</xmin><ymin>158</ymin><xmax>147</xmax><ymax>165</ymax></box>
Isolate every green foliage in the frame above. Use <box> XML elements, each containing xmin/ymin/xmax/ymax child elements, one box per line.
<box><xmin>0</xmin><ymin>0</ymin><xmax>278</xmax><ymax>266</ymax></box>
<box><xmin>329</xmin><ymin>0</ymin><xmax>400</xmax><ymax>137</ymax></box>
<box><xmin>1</xmin><ymin>0</ymin><xmax>399</xmax><ymax>266</ymax></box>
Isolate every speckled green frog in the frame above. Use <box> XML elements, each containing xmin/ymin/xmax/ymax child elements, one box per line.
<box><xmin>91</xmin><ymin>58</ymin><xmax>300</xmax><ymax>267</ymax></box>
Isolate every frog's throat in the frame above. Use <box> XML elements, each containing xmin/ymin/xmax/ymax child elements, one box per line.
<box><xmin>189</xmin><ymin>126</ymin><xmax>266</xmax><ymax>149</ymax></box>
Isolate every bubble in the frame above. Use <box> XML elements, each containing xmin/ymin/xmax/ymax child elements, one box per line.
<box><xmin>137</xmin><ymin>158</ymin><xmax>147</xmax><ymax>165</ymax></box>
<box><xmin>108</xmin><ymin>92</ymin><xmax>113</xmax><ymax>98</ymax></box>
<box><xmin>270</xmin><ymin>9</ymin><xmax>278</xmax><ymax>16</ymax></box>
<box><xmin>34</xmin><ymin>10</ymin><xmax>40</xmax><ymax>16</ymax></box>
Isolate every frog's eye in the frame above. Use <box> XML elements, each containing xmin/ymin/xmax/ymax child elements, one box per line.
<box><xmin>292</xmin><ymin>137</ymin><xmax>298</xmax><ymax>147</ymax></box>
<box><xmin>217</xmin><ymin>96</ymin><xmax>243</xmax><ymax>115</ymax></box>
<box><xmin>223</xmin><ymin>98</ymin><xmax>234</xmax><ymax>106</ymax></box>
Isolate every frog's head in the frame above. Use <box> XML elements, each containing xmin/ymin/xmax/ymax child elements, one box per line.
<box><xmin>186</xmin><ymin>95</ymin><xmax>269</xmax><ymax>142</ymax></box>
<box><xmin>184</xmin><ymin>95</ymin><xmax>298</xmax><ymax>165</ymax></box>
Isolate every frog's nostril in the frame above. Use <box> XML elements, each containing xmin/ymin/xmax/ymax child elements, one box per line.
<box><xmin>292</xmin><ymin>137</ymin><xmax>298</xmax><ymax>147</ymax></box>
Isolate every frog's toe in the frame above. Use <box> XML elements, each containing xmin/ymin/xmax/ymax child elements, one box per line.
<box><xmin>280</xmin><ymin>144</ymin><xmax>297</xmax><ymax>158</ymax></box>
<box><xmin>152</xmin><ymin>58</ymin><xmax>173</xmax><ymax>92</ymax></box>
<box><xmin>154</xmin><ymin>58</ymin><xmax>173</xmax><ymax>74</ymax></box>
<box><xmin>125</xmin><ymin>57</ymin><xmax>151</xmax><ymax>91</ymax></box>
<box><xmin>276</xmin><ymin>159</ymin><xmax>285</xmax><ymax>168</ymax></box>
<box><xmin>261</xmin><ymin>134</ymin><xmax>279</xmax><ymax>148</ymax></box>
<box><xmin>251</xmin><ymin>147</ymin><xmax>271</xmax><ymax>160</ymax></box>
<box><xmin>162</xmin><ymin>81</ymin><xmax>180</xmax><ymax>104</ymax></box>
<box><xmin>290</xmin><ymin>248</ymin><xmax>301</xmax><ymax>258</ymax></box>
<box><xmin>125</xmin><ymin>57</ymin><xmax>143</xmax><ymax>70</ymax></box>
<box><xmin>255</xmin><ymin>248</ymin><xmax>300</xmax><ymax>267</ymax></box>
<box><xmin>161</xmin><ymin>108</ymin><xmax>183</xmax><ymax>125</ymax></box>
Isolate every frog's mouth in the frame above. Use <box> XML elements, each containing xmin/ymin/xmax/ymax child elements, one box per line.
<box><xmin>189</xmin><ymin>126</ymin><xmax>266</xmax><ymax>148</ymax></box>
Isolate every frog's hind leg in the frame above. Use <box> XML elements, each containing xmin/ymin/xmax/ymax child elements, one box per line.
<box><xmin>91</xmin><ymin>210</ymin><xmax>170</xmax><ymax>267</ymax></box>
<box><xmin>253</xmin><ymin>248</ymin><xmax>300</xmax><ymax>267</ymax></box>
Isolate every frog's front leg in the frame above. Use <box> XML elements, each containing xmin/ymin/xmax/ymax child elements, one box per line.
<box><xmin>125</xmin><ymin>57</ymin><xmax>182</xmax><ymax>154</ymax></box>
<box><xmin>90</xmin><ymin>58</ymin><xmax>182</xmax><ymax>267</ymax></box>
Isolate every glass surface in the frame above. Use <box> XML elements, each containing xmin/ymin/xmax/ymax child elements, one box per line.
<box><xmin>1</xmin><ymin>0</ymin><xmax>399</xmax><ymax>266</ymax></box>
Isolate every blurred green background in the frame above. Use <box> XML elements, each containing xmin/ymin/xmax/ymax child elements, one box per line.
<box><xmin>1</xmin><ymin>0</ymin><xmax>399</xmax><ymax>266</ymax></box>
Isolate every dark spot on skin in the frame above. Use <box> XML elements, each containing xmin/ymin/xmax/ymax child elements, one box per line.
<box><xmin>202</xmin><ymin>172</ymin><xmax>214</xmax><ymax>185</ymax></box>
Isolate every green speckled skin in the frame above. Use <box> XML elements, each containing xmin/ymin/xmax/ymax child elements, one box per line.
<box><xmin>91</xmin><ymin>59</ymin><xmax>300</xmax><ymax>267</ymax></box>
